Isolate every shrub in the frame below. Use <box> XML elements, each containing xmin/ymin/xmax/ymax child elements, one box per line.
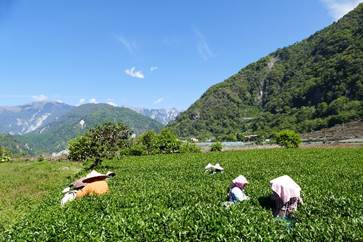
<box><xmin>180</xmin><ymin>142</ymin><xmax>201</xmax><ymax>153</ymax></box>
<box><xmin>210</xmin><ymin>142</ymin><xmax>223</xmax><ymax>152</ymax></box>
<box><xmin>128</xmin><ymin>143</ymin><xmax>146</xmax><ymax>156</ymax></box>
<box><xmin>0</xmin><ymin>147</ymin><xmax>11</xmax><ymax>163</ymax></box>
<box><xmin>68</xmin><ymin>122</ymin><xmax>132</xmax><ymax>161</ymax></box>
<box><xmin>136</xmin><ymin>131</ymin><xmax>159</xmax><ymax>155</ymax></box>
<box><xmin>157</xmin><ymin>128</ymin><xmax>181</xmax><ymax>154</ymax></box>
<box><xmin>275</xmin><ymin>130</ymin><xmax>301</xmax><ymax>148</ymax></box>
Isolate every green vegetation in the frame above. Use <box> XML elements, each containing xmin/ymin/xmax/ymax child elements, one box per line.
<box><xmin>129</xmin><ymin>128</ymin><xmax>201</xmax><ymax>156</ymax></box>
<box><xmin>0</xmin><ymin>161</ymin><xmax>81</xmax><ymax>231</ymax></box>
<box><xmin>0</xmin><ymin>147</ymin><xmax>11</xmax><ymax>162</ymax></box>
<box><xmin>2</xmin><ymin>148</ymin><xmax>362</xmax><ymax>240</ymax></box>
<box><xmin>210</xmin><ymin>141</ymin><xmax>223</xmax><ymax>152</ymax></box>
<box><xmin>19</xmin><ymin>104</ymin><xmax>163</xmax><ymax>154</ymax></box>
<box><xmin>0</xmin><ymin>134</ymin><xmax>29</xmax><ymax>155</ymax></box>
<box><xmin>274</xmin><ymin>130</ymin><xmax>301</xmax><ymax>148</ymax></box>
<box><xmin>68</xmin><ymin>122</ymin><xmax>132</xmax><ymax>161</ymax></box>
<box><xmin>69</xmin><ymin>125</ymin><xmax>200</xmax><ymax>161</ymax></box>
<box><xmin>169</xmin><ymin>3</ymin><xmax>363</xmax><ymax>140</ymax></box>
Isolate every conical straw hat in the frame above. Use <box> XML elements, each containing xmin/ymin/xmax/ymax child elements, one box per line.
<box><xmin>82</xmin><ymin>170</ymin><xmax>108</xmax><ymax>183</ymax></box>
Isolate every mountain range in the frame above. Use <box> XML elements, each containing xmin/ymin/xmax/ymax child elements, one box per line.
<box><xmin>0</xmin><ymin>102</ymin><xmax>180</xmax><ymax>136</ymax></box>
<box><xmin>0</xmin><ymin>102</ymin><xmax>171</xmax><ymax>154</ymax></box>
<box><xmin>0</xmin><ymin>101</ymin><xmax>72</xmax><ymax>135</ymax></box>
<box><xmin>168</xmin><ymin>3</ymin><xmax>363</xmax><ymax>140</ymax></box>
<box><xmin>128</xmin><ymin>107</ymin><xmax>180</xmax><ymax>125</ymax></box>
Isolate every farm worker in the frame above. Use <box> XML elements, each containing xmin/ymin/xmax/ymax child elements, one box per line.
<box><xmin>228</xmin><ymin>175</ymin><xmax>250</xmax><ymax>203</ymax></box>
<box><xmin>269</xmin><ymin>175</ymin><xmax>303</xmax><ymax>217</ymax></box>
<box><xmin>61</xmin><ymin>170</ymin><xmax>115</xmax><ymax>206</ymax></box>
<box><xmin>61</xmin><ymin>178</ymin><xmax>87</xmax><ymax>206</ymax></box>
<box><xmin>75</xmin><ymin>170</ymin><xmax>112</xmax><ymax>198</ymax></box>
<box><xmin>205</xmin><ymin>162</ymin><xmax>224</xmax><ymax>173</ymax></box>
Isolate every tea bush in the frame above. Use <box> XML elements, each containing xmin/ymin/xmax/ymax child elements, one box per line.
<box><xmin>2</xmin><ymin>148</ymin><xmax>362</xmax><ymax>241</ymax></box>
<box><xmin>210</xmin><ymin>142</ymin><xmax>223</xmax><ymax>152</ymax></box>
<box><xmin>0</xmin><ymin>147</ymin><xmax>11</xmax><ymax>163</ymax></box>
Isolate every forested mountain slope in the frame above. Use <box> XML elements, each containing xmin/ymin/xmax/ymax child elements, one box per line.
<box><xmin>169</xmin><ymin>4</ymin><xmax>363</xmax><ymax>140</ymax></box>
<box><xmin>20</xmin><ymin>104</ymin><xmax>163</xmax><ymax>154</ymax></box>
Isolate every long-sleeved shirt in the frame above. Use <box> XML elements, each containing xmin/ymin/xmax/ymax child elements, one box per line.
<box><xmin>76</xmin><ymin>180</ymin><xmax>109</xmax><ymax>198</ymax></box>
<box><xmin>229</xmin><ymin>187</ymin><xmax>249</xmax><ymax>202</ymax></box>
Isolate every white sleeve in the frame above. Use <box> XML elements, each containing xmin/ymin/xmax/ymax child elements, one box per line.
<box><xmin>231</xmin><ymin>187</ymin><xmax>249</xmax><ymax>201</ymax></box>
<box><xmin>61</xmin><ymin>192</ymin><xmax>76</xmax><ymax>206</ymax></box>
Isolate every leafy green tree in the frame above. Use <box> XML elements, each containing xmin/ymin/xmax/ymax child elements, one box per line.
<box><xmin>275</xmin><ymin>130</ymin><xmax>301</xmax><ymax>148</ymax></box>
<box><xmin>68</xmin><ymin>135</ymin><xmax>95</xmax><ymax>161</ymax></box>
<box><xmin>136</xmin><ymin>131</ymin><xmax>159</xmax><ymax>155</ymax></box>
<box><xmin>68</xmin><ymin>122</ymin><xmax>132</xmax><ymax>161</ymax></box>
<box><xmin>157</xmin><ymin>128</ymin><xmax>181</xmax><ymax>154</ymax></box>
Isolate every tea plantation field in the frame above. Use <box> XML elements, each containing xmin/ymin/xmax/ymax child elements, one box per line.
<box><xmin>2</xmin><ymin>148</ymin><xmax>363</xmax><ymax>241</ymax></box>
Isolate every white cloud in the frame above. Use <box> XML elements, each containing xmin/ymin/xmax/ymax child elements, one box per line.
<box><xmin>79</xmin><ymin>98</ymin><xmax>86</xmax><ymax>105</ymax></box>
<box><xmin>153</xmin><ymin>97</ymin><xmax>164</xmax><ymax>104</ymax></box>
<box><xmin>116</xmin><ymin>36</ymin><xmax>137</xmax><ymax>55</ymax></box>
<box><xmin>194</xmin><ymin>28</ymin><xmax>215</xmax><ymax>61</ymax></box>
<box><xmin>89</xmin><ymin>98</ymin><xmax>97</xmax><ymax>104</ymax></box>
<box><xmin>321</xmin><ymin>0</ymin><xmax>363</xmax><ymax>20</ymax></box>
<box><xmin>125</xmin><ymin>67</ymin><xmax>144</xmax><ymax>79</ymax></box>
<box><xmin>32</xmin><ymin>94</ymin><xmax>48</xmax><ymax>102</ymax></box>
<box><xmin>107</xmin><ymin>101</ymin><xmax>118</xmax><ymax>107</ymax></box>
<box><xmin>150</xmin><ymin>66</ymin><xmax>159</xmax><ymax>72</ymax></box>
<box><xmin>106</xmin><ymin>98</ymin><xmax>118</xmax><ymax>107</ymax></box>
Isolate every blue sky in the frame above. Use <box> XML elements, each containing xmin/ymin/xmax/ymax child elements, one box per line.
<box><xmin>0</xmin><ymin>0</ymin><xmax>362</xmax><ymax>109</ymax></box>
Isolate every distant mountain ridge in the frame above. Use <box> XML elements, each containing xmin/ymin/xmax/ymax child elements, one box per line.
<box><xmin>23</xmin><ymin>103</ymin><xmax>163</xmax><ymax>154</ymax></box>
<box><xmin>128</xmin><ymin>107</ymin><xmax>180</xmax><ymax>124</ymax></box>
<box><xmin>0</xmin><ymin>101</ymin><xmax>72</xmax><ymax>135</ymax></box>
<box><xmin>169</xmin><ymin>4</ymin><xmax>363</xmax><ymax>140</ymax></box>
<box><xmin>0</xmin><ymin>102</ymin><xmax>178</xmax><ymax>135</ymax></box>
<box><xmin>0</xmin><ymin>102</ymin><xmax>163</xmax><ymax>154</ymax></box>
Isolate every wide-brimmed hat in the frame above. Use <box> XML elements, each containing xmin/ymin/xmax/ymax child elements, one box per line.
<box><xmin>82</xmin><ymin>170</ymin><xmax>108</xmax><ymax>183</ymax></box>
<box><xmin>205</xmin><ymin>163</ymin><xmax>214</xmax><ymax>170</ymax></box>
<box><xmin>232</xmin><ymin>175</ymin><xmax>249</xmax><ymax>188</ymax></box>
<box><xmin>214</xmin><ymin>163</ymin><xmax>224</xmax><ymax>171</ymax></box>
<box><xmin>72</xmin><ymin>178</ymin><xmax>87</xmax><ymax>189</ymax></box>
<box><xmin>106</xmin><ymin>171</ymin><xmax>116</xmax><ymax>177</ymax></box>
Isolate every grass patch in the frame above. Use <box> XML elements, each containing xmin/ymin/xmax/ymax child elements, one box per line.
<box><xmin>0</xmin><ymin>161</ymin><xmax>81</xmax><ymax>230</ymax></box>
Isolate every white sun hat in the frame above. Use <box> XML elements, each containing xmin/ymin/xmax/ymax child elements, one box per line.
<box><xmin>82</xmin><ymin>170</ymin><xmax>108</xmax><ymax>183</ymax></box>
<box><xmin>214</xmin><ymin>163</ymin><xmax>224</xmax><ymax>171</ymax></box>
<box><xmin>270</xmin><ymin>175</ymin><xmax>301</xmax><ymax>204</ymax></box>
<box><xmin>205</xmin><ymin>163</ymin><xmax>215</xmax><ymax>171</ymax></box>
<box><xmin>232</xmin><ymin>175</ymin><xmax>249</xmax><ymax>188</ymax></box>
<box><xmin>62</xmin><ymin>187</ymin><xmax>71</xmax><ymax>194</ymax></box>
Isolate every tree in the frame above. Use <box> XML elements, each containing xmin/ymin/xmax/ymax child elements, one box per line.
<box><xmin>275</xmin><ymin>130</ymin><xmax>301</xmax><ymax>148</ymax></box>
<box><xmin>157</xmin><ymin>128</ymin><xmax>181</xmax><ymax>154</ymax></box>
<box><xmin>68</xmin><ymin>122</ymin><xmax>132</xmax><ymax>161</ymax></box>
<box><xmin>136</xmin><ymin>131</ymin><xmax>159</xmax><ymax>155</ymax></box>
